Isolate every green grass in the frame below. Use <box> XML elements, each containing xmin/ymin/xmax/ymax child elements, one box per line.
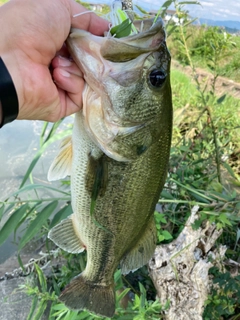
<box><xmin>171</xmin><ymin>69</ymin><xmax>199</xmax><ymax>109</ymax></box>
<box><xmin>167</xmin><ymin>24</ymin><xmax>240</xmax><ymax>82</ymax></box>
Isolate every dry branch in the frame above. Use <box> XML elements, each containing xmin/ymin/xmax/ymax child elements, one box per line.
<box><xmin>149</xmin><ymin>206</ymin><xmax>227</xmax><ymax>320</ymax></box>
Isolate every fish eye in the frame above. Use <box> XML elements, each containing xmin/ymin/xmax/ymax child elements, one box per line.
<box><xmin>149</xmin><ymin>70</ymin><xmax>166</xmax><ymax>88</ymax></box>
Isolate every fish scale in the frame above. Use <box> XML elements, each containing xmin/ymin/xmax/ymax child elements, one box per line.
<box><xmin>47</xmin><ymin>16</ymin><xmax>172</xmax><ymax>318</ymax></box>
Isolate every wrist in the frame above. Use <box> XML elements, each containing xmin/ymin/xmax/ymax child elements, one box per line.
<box><xmin>0</xmin><ymin>56</ymin><xmax>19</xmax><ymax>127</ymax></box>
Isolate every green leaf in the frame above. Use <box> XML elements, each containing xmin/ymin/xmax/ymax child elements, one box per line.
<box><xmin>17</xmin><ymin>253</ymin><xmax>25</xmax><ymax>272</ymax></box>
<box><xmin>35</xmin><ymin>263</ymin><xmax>47</xmax><ymax>293</ymax></box>
<box><xmin>40</xmin><ymin>121</ymin><xmax>49</xmax><ymax>147</ymax></box>
<box><xmin>114</xmin><ymin>268</ymin><xmax>122</xmax><ymax>281</ymax></box>
<box><xmin>76</xmin><ymin>311</ymin><xmax>92</xmax><ymax>319</ymax></box>
<box><xmin>52</xmin><ymin>277</ymin><xmax>61</xmax><ymax>296</ymax></box>
<box><xmin>154</xmin><ymin>212</ymin><xmax>167</xmax><ymax>224</ymax></box>
<box><xmin>0</xmin><ymin>204</ymin><xmax>5</xmax><ymax>221</ymax></box>
<box><xmin>189</xmin><ymin>192</ymin><xmax>211</xmax><ymax>203</ymax></box>
<box><xmin>18</xmin><ymin>201</ymin><xmax>58</xmax><ymax>250</ymax></box>
<box><xmin>20</xmin><ymin>129</ymin><xmax>72</xmax><ymax>188</ymax></box>
<box><xmin>179</xmin><ymin>1</ymin><xmax>200</xmax><ymax>4</ymax></box>
<box><xmin>135</xmin><ymin>4</ymin><xmax>149</xmax><ymax>14</ymax></box>
<box><xmin>222</xmin><ymin>162</ymin><xmax>237</xmax><ymax>180</ymax></box>
<box><xmin>139</xmin><ymin>282</ymin><xmax>146</xmax><ymax>309</ymax></box>
<box><xmin>183</xmin><ymin>17</ymin><xmax>198</xmax><ymax>28</ymax></box>
<box><xmin>26</xmin><ymin>296</ymin><xmax>39</xmax><ymax>320</ymax></box>
<box><xmin>116</xmin><ymin>288</ymin><xmax>131</xmax><ymax>305</ymax></box>
<box><xmin>217</xmin><ymin>94</ymin><xmax>226</xmax><ymax>104</ymax></box>
<box><xmin>49</xmin><ymin>203</ymin><xmax>72</xmax><ymax>228</ymax></box>
<box><xmin>160</xmin><ymin>190</ymin><xmax>175</xmax><ymax>199</ymax></box>
<box><xmin>158</xmin><ymin>234</ymin><xmax>165</xmax><ymax>242</ymax></box>
<box><xmin>191</xmin><ymin>219</ymin><xmax>203</xmax><ymax>230</ymax></box>
<box><xmin>153</xmin><ymin>7</ymin><xmax>162</xmax><ymax>24</ymax></box>
<box><xmin>162</xmin><ymin>0</ymin><xmax>175</xmax><ymax>9</ymax></box>
<box><xmin>13</xmin><ymin>184</ymin><xmax>70</xmax><ymax>197</ymax></box>
<box><xmin>51</xmin><ymin>303</ymin><xmax>67</xmax><ymax>311</ymax></box>
<box><xmin>218</xmin><ymin>213</ymin><xmax>232</xmax><ymax>226</ymax></box>
<box><xmin>32</xmin><ymin>300</ymin><xmax>48</xmax><ymax>320</ymax></box>
<box><xmin>14</xmin><ymin>204</ymin><xmax>39</xmax><ymax>242</ymax></box>
<box><xmin>110</xmin><ymin>19</ymin><xmax>133</xmax><ymax>38</ymax></box>
<box><xmin>43</xmin><ymin>119</ymin><xmax>64</xmax><ymax>145</ymax></box>
<box><xmin>161</xmin><ymin>230</ymin><xmax>173</xmax><ymax>240</ymax></box>
<box><xmin>166</xmin><ymin>24</ymin><xmax>178</xmax><ymax>37</ymax></box>
<box><xmin>64</xmin><ymin>311</ymin><xmax>79</xmax><ymax>320</ymax></box>
<box><xmin>0</xmin><ymin>203</ymin><xmax>29</xmax><ymax>246</ymax></box>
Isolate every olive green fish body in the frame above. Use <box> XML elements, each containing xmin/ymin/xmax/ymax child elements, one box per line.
<box><xmin>48</xmin><ymin>17</ymin><xmax>172</xmax><ymax>318</ymax></box>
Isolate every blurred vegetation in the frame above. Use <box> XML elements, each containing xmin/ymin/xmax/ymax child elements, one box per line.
<box><xmin>167</xmin><ymin>17</ymin><xmax>240</xmax><ymax>82</ymax></box>
<box><xmin>0</xmin><ymin>0</ymin><xmax>240</xmax><ymax>319</ymax></box>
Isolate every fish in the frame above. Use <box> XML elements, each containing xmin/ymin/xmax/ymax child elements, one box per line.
<box><xmin>47</xmin><ymin>17</ymin><xmax>172</xmax><ymax>318</ymax></box>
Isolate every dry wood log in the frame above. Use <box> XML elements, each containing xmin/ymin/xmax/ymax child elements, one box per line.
<box><xmin>149</xmin><ymin>205</ymin><xmax>227</xmax><ymax>320</ymax></box>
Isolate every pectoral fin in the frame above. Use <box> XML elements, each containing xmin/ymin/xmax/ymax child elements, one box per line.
<box><xmin>48</xmin><ymin>214</ymin><xmax>85</xmax><ymax>254</ymax></box>
<box><xmin>120</xmin><ymin>217</ymin><xmax>157</xmax><ymax>274</ymax></box>
<box><xmin>48</xmin><ymin>136</ymin><xmax>72</xmax><ymax>181</ymax></box>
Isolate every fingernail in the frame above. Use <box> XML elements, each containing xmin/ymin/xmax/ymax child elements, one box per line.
<box><xmin>59</xmin><ymin>69</ymin><xmax>70</xmax><ymax>77</ymax></box>
<box><xmin>58</xmin><ymin>56</ymin><xmax>72</xmax><ymax>67</ymax></box>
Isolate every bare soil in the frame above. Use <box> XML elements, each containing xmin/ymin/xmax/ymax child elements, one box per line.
<box><xmin>172</xmin><ymin>60</ymin><xmax>240</xmax><ymax>100</ymax></box>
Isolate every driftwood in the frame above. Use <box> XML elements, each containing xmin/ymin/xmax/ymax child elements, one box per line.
<box><xmin>149</xmin><ymin>206</ymin><xmax>227</xmax><ymax>320</ymax></box>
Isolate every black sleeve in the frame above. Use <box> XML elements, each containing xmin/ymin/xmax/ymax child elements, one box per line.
<box><xmin>0</xmin><ymin>57</ymin><xmax>19</xmax><ymax>127</ymax></box>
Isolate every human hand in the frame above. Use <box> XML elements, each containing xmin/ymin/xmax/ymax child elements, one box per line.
<box><xmin>0</xmin><ymin>0</ymin><xmax>109</xmax><ymax>122</ymax></box>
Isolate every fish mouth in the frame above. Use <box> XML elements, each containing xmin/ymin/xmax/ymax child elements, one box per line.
<box><xmin>67</xmin><ymin>18</ymin><xmax>166</xmax><ymax>162</ymax></box>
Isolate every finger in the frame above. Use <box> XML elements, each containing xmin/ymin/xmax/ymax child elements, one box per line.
<box><xmin>57</xmin><ymin>87</ymin><xmax>82</xmax><ymax>119</ymax></box>
<box><xmin>69</xmin><ymin>0</ymin><xmax>109</xmax><ymax>35</ymax></box>
<box><xmin>52</xmin><ymin>56</ymin><xmax>82</xmax><ymax>77</ymax></box>
<box><xmin>53</xmin><ymin>67</ymin><xmax>84</xmax><ymax>108</ymax></box>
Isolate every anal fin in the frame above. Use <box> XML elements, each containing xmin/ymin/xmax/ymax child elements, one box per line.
<box><xmin>120</xmin><ymin>217</ymin><xmax>157</xmax><ymax>274</ymax></box>
<box><xmin>48</xmin><ymin>214</ymin><xmax>85</xmax><ymax>254</ymax></box>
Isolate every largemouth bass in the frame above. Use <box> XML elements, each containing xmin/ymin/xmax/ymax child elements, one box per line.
<box><xmin>48</xmin><ymin>17</ymin><xmax>172</xmax><ymax>318</ymax></box>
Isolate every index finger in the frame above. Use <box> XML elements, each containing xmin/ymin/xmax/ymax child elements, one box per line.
<box><xmin>69</xmin><ymin>0</ymin><xmax>110</xmax><ymax>36</ymax></box>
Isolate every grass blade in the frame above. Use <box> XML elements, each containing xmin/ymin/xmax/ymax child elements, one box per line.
<box><xmin>17</xmin><ymin>253</ymin><xmax>25</xmax><ymax>272</ymax></box>
<box><xmin>13</xmin><ymin>184</ymin><xmax>70</xmax><ymax>197</ymax></box>
<box><xmin>44</xmin><ymin>119</ymin><xmax>64</xmax><ymax>144</ymax></box>
<box><xmin>49</xmin><ymin>203</ymin><xmax>72</xmax><ymax>229</ymax></box>
<box><xmin>18</xmin><ymin>201</ymin><xmax>58</xmax><ymax>250</ymax></box>
<box><xmin>20</xmin><ymin>129</ymin><xmax>72</xmax><ymax>188</ymax></box>
<box><xmin>35</xmin><ymin>263</ymin><xmax>47</xmax><ymax>293</ymax></box>
<box><xmin>0</xmin><ymin>204</ymin><xmax>5</xmax><ymax>221</ymax></box>
<box><xmin>0</xmin><ymin>203</ymin><xmax>29</xmax><ymax>246</ymax></box>
<box><xmin>27</xmin><ymin>296</ymin><xmax>39</xmax><ymax>320</ymax></box>
<box><xmin>14</xmin><ymin>204</ymin><xmax>39</xmax><ymax>242</ymax></box>
<box><xmin>33</xmin><ymin>300</ymin><xmax>48</xmax><ymax>320</ymax></box>
<box><xmin>40</xmin><ymin>121</ymin><xmax>49</xmax><ymax>147</ymax></box>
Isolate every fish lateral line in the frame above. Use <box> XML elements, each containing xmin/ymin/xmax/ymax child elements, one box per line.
<box><xmin>89</xmin><ymin>155</ymin><xmax>112</xmax><ymax>234</ymax></box>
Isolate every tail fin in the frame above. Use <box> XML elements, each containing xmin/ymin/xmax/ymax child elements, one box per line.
<box><xmin>59</xmin><ymin>273</ymin><xmax>115</xmax><ymax>318</ymax></box>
